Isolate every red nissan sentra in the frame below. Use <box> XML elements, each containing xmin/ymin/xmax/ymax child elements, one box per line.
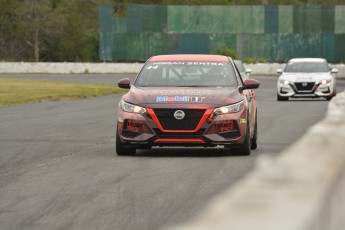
<box><xmin>116</xmin><ymin>54</ymin><xmax>260</xmax><ymax>155</ymax></box>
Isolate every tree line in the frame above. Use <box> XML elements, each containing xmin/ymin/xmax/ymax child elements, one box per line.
<box><xmin>1</xmin><ymin>0</ymin><xmax>344</xmax><ymax>62</ymax></box>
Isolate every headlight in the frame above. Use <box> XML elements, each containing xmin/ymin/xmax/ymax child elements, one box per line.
<box><xmin>279</xmin><ymin>79</ymin><xmax>290</xmax><ymax>85</ymax></box>
<box><xmin>320</xmin><ymin>79</ymin><xmax>332</xmax><ymax>85</ymax></box>
<box><xmin>120</xmin><ymin>100</ymin><xmax>146</xmax><ymax>114</ymax></box>
<box><xmin>213</xmin><ymin>101</ymin><xmax>244</xmax><ymax>115</ymax></box>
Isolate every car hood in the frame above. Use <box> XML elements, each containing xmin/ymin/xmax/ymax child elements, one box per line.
<box><xmin>121</xmin><ymin>86</ymin><xmax>243</xmax><ymax>109</ymax></box>
<box><xmin>280</xmin><ymin>72</ymin><xmax>332</xmax><ymax>82</ymax></box>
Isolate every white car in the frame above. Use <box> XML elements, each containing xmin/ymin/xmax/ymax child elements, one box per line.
<box><xmin>276</xmin><ymin>58</ymin><xmax>338</xmax><ymax>101</ymax></box>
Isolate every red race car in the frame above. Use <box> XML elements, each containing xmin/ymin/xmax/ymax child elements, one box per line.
<box><xmin>116</xmin><ymin>54</ymin><xmax>260</xmax><ymax>156</ymax></box>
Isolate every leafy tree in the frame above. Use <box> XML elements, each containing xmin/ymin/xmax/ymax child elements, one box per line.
<box><xmin>17</xmin><ymin>0</ymin><xmax>53</xmax><ymax>62</ymax></box>
<box><xmin>0</xmin><ymin>0</ymin><xmax>25</xmax><ymax>61</ymax></box>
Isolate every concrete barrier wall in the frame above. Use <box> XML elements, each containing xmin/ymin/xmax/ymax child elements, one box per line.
<box><xmin>0</xmin><ymin>62</ymin><xmax>345</xmax><ymax>79</ymax></box>
<box><xmin>0</xmin><ymin>62</ymin><xmax>143</xmax><ymax>74</ymax></box>
<box><xmin>163</xmin><ymin>91</ymin><xmax>345</xmax><ymax>230</ymax></box>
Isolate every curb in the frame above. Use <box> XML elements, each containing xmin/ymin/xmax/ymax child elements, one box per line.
<box><xmin>163</xmin><ymin>91</ymin><xmax>345</xmax><ymax>230</ymax></box>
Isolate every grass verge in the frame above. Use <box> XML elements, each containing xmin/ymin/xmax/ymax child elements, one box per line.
<box><xmin>0</xmin><ymin>78</ymin><xmax>127</xmax><ymax>106</ymax></box>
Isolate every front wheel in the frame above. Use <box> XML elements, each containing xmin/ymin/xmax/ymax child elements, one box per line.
<box><xmin>326</xmin><ymin>94</ymin><xmax>334</xmax><ymax>101</ymax></box>
<box><xmin>231</xmin><ymin>123</ymin><xmax>251</xmax><ymax>156</ymax></box>
<box><xmin>277</xmin><ymin>94</ymin><xmax>288</xmax><ymax>101</ymax></box>
<box><xmin>116</xmin><ymin>128</ymin><xmax>136</xmax><ymax>156</ymax></box>
<box><xmin>251</xmin><ymin>112</ymin><xmax>258</xmax><ymax>150</ymax></box>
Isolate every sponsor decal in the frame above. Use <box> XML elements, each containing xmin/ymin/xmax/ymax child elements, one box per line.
<box><xmin>156</xmin><ymin>96</ymin><xmax>205</xmax><ymax>102</ymax></box>
<box><xmin>239</xmin><ymin>118</ymin><xmax>247</xmax><ymax>124</ymax></box>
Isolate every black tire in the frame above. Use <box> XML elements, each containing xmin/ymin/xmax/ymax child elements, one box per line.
<box><xmin>326</xmin><ymin>93</ymin><xmax>334</xmax><ymax>101</ymax></box>
<box><xmin>251</xmin><ymin>112</ymin><xmax>258</xmax><ymax>150</ymax></box>
<box><xmin>277</xmin><ymin>94</ymin><xmax>288</xmax><ymax>101</ymax></box>
<box><xmin>231</xmin><ymin>122</ymin><xmax>251</xmax><ymax>156</ymax></box>
<box><xmin>116</xmin><ymin>128</ymin><xmax>136</xmax><ymax>156</ymax></box>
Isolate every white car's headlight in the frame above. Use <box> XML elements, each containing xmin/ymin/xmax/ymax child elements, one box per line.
<box><xmin>279</xmin><ymin>79</ymin><xmax>290</xmax><ymax>85</ymax></box>
<box><xmin>120</xmin><ymin>100</ymin><xmax>146</xmax><ymax>114</ymax></box>
<box><xmin>213</xmin><ymin>101</ymin><xmax>244</xmax><ymax>115</ymax></box>
<box><xmin>320</xmin><ymin>79</ymin><xmax>332</xmax><ymax>85</ymax></box>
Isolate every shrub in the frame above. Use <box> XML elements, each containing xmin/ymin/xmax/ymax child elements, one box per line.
<box><xmin>215</xmin><ymin>46</ymin><xmax>237</xmax><ymax>59</ymax></box>
<box><xmin>243</xmin><ymin>57</ymin><xmax>256</xmax><ymax>64</ymax></box>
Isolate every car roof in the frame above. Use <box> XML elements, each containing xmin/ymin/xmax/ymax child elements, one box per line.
<box><xmin>149</xmin><ymin>54</ymin><xmax>230</xmax><ymax>62</ymax></box>
<box><xmin>288</xmin><ymin>58</ymin><xmax>326</xmax><ymax>63</ymax></box>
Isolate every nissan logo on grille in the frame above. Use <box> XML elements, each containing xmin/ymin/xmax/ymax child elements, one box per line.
<box><xmin>174</xmin><ymin>110</ymin><xmax>185</xmax><ymax>120</ymax></box>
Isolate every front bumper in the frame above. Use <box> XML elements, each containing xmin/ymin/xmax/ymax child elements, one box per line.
<box><xmin>117</xmin><ymin>107</ymin><xmax>248</xmax><ymax>147</ymax></box>
<box><xmin>277</xmin><ymin>81</ymin><xmax>334</xmax><ymax>98</ymax></box>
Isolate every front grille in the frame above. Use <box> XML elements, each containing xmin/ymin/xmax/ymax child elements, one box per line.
<box><xmin>153</xmin><ymin>128</ymin><xmax>206</xmax><ymax>138</ymax></box>
<box><xmin>294</xmin><ymin>82</ymin><xmax>315</xmax><ymax>91</ymax></box>
<box><xmin>153</xmin><ymin>109</ymin><xmax>206</xmax><ymax>130</ymax></box>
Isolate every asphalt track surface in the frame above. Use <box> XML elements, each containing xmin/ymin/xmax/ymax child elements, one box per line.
<box><xmin>1</xmin><ymin>74</ymin><xmax>345</xmax><ymax>230</ymax></box>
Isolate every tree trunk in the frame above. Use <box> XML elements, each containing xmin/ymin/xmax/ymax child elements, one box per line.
<box><xmin>34</xmin><ymin>22</ymin><xmax>39</xmax><ymax>62</ymax></box>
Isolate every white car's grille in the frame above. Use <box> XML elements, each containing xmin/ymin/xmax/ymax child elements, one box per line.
<box><xmin>294</xmin><ymin>82</ymin><xmax>316</xmax><ymax>91</ymax></box>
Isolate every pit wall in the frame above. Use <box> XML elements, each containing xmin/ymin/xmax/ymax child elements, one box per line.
<box><xmin>0</xmin><ymin>62</ymin><xmax>345</xmax><ymax>79</ymax></box>
<box><xmin>162</xmin><ymin>91</ymin><xmax>345</xmax><ymax>230</ymax></box>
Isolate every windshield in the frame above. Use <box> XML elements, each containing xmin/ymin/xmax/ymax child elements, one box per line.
<box><xmin>134</xmin><ymin>61</ymin><xmax>238</xmax><ymax>87</ymax></box>
<box><xmin>284</xmin><ymin>61</ymin><xmax>330</xmax><ymax>73</ymax></box>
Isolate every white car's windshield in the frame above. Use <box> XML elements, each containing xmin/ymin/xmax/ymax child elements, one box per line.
<box><xmin>135</xmin><ymin>61</ymin><xmax>238</xmax><ymax>87</ymax></box>
<box><xmin>284</xmin><ymin>61</ymin><xmax>330</xmax><ymax>73</ymax></box>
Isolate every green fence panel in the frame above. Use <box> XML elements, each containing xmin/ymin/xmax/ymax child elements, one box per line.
<box><xmin>278</xmin><ymin>6</ymin><xmax>293</xmax><ymax>33</ymax></box>
<box><xmin>293</xmin><ymin>6</ymin><xmax>307</xmax><ymax>33</ymax></box>
<box><xmin>127</xmin><ymin>4</ymin><xmax>167</xmax><ymax>33</ymax></box>
<box><xmin>99</xmin><ymin>4</ymin><xmax>345</xmax><ymax>62</ymax></box>
<box><xmin>177</xmin><ymin>33</ymin><xmax>209</xmax><ymax>54</ymax></box>
<box><xmin>321</xmin><ymin>5</ymin><xmax>334</xmax><ymax>32</ymax></box>
<box><xmin>222</xmin><ymin>6</ymin><xmax>239</xmax><ymax>33</ymax></box>
<box><xmin>112</xmin><ymin>33</ymin><xmax>127</xmax><ymax>61</ymax></box>
<box><xmin>113</xmin><ymin>18</ymin><xmax>126</xmax><ymax>33</ymax></box>
<box><xmin>208</xmin><ymin>34</ymin><xmax>237</xmax><ymax>55</ymax></box>
<box><xmin>167</xmin><ymin>33</ymin><xmax>180</xmax><ymax>54</ymax></box>
<box><xmin>293</xmin><ymin>5</ymin><xmax>323</xmax><ymax>34</ymax></box>
<box><xmin>237</xmin><ymin>34</ymin><xmax>276</xmax><ymax>61</ymax></box>
<box><xmin>335</xmin><ymin>6</ymin><xmax>345</xmax><ymax>34</ymax></box>
<box><xmin>168</xmin><ymin>5</ymin><xmax>264</xmax><ymax>34</ymax></box>
<box><xmin>276</xmin><ymin>34</ymin><xmax>323</xmax><ymax>61</ymax></box>
<box><xmin>265</xmin><ymin>5</ymin><xmax>278</xmax><ymax>33</ymax></box>
<box><xmin>321</xmin><ymin>33</ymin><xmax>335</xmax><ymax>62</ymax></box>
<box><xmin>99</xmin><ymin>4</ymin><xmax>113</xmax><ymax>61</ymax></box>
<box><xmin>167</xmin><ymin>6</ymin><xmax>224</xmax><ymax>33</ymax></box>
<box><xmin>225</xmin><ymin>6</ymin><xmax>264</xmax><ymax>34</ymax></box>
<box><xmin>125</xmin><ymin>33</ymin><xmax>168</xmax><ymax>62</ymax></box>
<box><xmin>335</xmin><ymin>34</ymin><xmax>345</xmax><ymax>62</ymax></box>
<box><xmin>191</xmin><ymin>6</ymin><xmax>225</xmax><ymax>33</ymax></box>
<box><xmin>221</xmin><ymin>6</ymin><xmax>264</xmax><ymax>34</ymax></box>
<box><xmin>167</xmin><ymin>6</ymin><xmax>189</xmax><ymax>33</ymax></box>
<box><xmin>306</xmin><ymin>5</ymin><xmax>322</xmax><ymax>33</ymax></box>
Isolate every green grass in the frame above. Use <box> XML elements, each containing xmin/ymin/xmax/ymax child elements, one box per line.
<box><xmin>0</xmin><ymin>78</ymin><xmax>127</xmax><ymax>106</ymax></box>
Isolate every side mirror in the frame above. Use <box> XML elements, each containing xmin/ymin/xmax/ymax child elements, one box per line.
<box><xmin>331</xmin><ymin>68</ymin><xmax>338</xmax><ymax>74</ymax></box>
<box><xmin>118</xmin><ymin>78</ymin><xmax>131</xmax><ymax>89</ymax></box>
<box><xmin>245</xmin><ymin>68</ymin><xmax>252</xmax><ymax>74</ymax></box>
<box><xmin>277</xmin><ymin>69</ymin><xmax>283</xmax><ymax>74</ymax></box>
<box><xmin>242</xmin><ymin>79</ymin><xmax>260</xmax><ymax>90</ymax></box>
